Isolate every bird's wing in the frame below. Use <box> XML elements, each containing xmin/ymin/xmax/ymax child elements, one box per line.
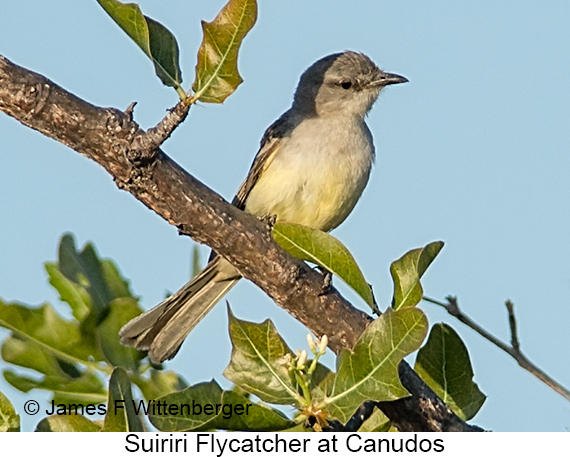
<box><xmin>231</xmin><ymin>111</ymin><xmax>294</xmax><ymax>210</ymax></box>
<box><xmin>208</xmin><ymin>111</ymin><xmax>295</xmax><ymax>263</ymax></box>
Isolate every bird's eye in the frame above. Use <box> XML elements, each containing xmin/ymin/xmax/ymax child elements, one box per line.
<box><xmin>340</xmin><ymin>80</ymin><xmax>352</xmax><ymax>90</ymax></box>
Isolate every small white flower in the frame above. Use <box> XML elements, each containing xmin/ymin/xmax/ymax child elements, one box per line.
<box><xmin>318</xmin><ymin>335</ymin><xmax>328</xmax><ymax>354</ymax></box>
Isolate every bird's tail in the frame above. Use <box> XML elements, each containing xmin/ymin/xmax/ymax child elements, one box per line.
<box><xmin>119</xmin><ymin>256</ymin><xmax>241</xmax><ymax>363</ymax></box>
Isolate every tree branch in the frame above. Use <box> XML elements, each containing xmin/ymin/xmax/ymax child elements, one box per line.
<box><xmin>322</xmin><ymin>401</ymin><xmax>378</xmax><ymax>432</ymax></box>
<box><xmin>0</xmin><ymin>54</ymin><xmax>483</xmax><ymax>431</ymax></box>
<box><xmin>129</xmin><ymin>100</ymin><xmax>191</xmax><ymax>164</ymax></box>
<box><xmin>424</xmin><ymin>295</ymin><xmax>570</xmax><ymax>402</ymax></box>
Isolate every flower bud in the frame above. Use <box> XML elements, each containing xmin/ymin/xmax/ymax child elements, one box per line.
<box><xmin>318</xmin><ymin>335</ymin><xmax>328</xmax><ymax>354</ymax></box>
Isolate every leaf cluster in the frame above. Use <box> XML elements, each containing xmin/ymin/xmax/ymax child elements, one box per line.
<box><xmin>0</xmin><ymin>232</ymin><xmax>484</xmax><ymax>432</ymax></box>
<box><xmin>0</xmin><ymin>234</ymin><xmax>186</xmax><ymax>431</ymax></box>
<box><xmin>96</xmin><ymin>0</ymin><xmax>257</xmax><ymax>103</ymax></box>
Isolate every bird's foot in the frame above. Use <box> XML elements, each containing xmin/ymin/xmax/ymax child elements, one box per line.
<box><xmin>318</xmin><ymin>268</ymin><xmax>333</xmax><ymax>296</ymax></box>
<box><xmin>259</xmin><ymin>214</ymin><xmax>277</xmax><ymax>231</ymax></box>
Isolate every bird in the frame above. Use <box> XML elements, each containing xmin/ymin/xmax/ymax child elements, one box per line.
<box><xmin>120</xmin><ymin>51</ymin><xmax>408</xmax><ymax>363</ymax></box>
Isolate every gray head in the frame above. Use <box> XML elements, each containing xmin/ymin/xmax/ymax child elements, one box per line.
<box><xmin>293</xmin><ymin>51</ymin><xmax>407</xmax><ymax>118</ymax></box>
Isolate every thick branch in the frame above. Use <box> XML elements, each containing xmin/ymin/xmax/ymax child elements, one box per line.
<box><xmin>0</xmin><ymin>55</ymin><xmax>482</xmax><ymax>431</ymax></box>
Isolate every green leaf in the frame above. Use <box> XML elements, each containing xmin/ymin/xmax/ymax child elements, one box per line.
<box><xmin>55</xmin><ymin>234</ymin><xmax>136</xmax><ymax>316</ymax></box>
<box><xmin>2</xmin><ymin>335</ymin><xmax>66</xmax><ymax>379</ymax></box>
<box><xmin>135</xmin><ymin>370</ymin><xmax>188</xmax><ymax>401</ymax></box>
<box><xmin>35</xmin><ymin>414</ymin><xmax>101</xmax><ymax>432</ymax></box>
<box><xmin>414</xmin><ymin>323</ymin><xmax>486</xmax><ymax>421</ymax></box>
<box><xmin>56</xmin><ymin>234</ymin><xmax>111</xmax><ymax>323</ymax></box>
<box><xmin>45</xmin><ymin>263</ymin><xmax>90</xmax><ymax>322</ymax></box>
<box><xmin>0</xmin><ymin>300</ymin><xmax>101</xmax><ymax>367</ymax></box>
<box><xmin>273</xmin><ymin>223</ymin><xmax>377</xmax><ymax>313</ymax></box>
<box><xmin>96</xmin><ymin>298</ymin><xmax>144</xmax><ymax>370</ymax></box>
<box><xmin>324</xmin><ymin>308</ymin><xmax>428</xmax><ymax>423</ymax></box>
<box><xmin>101</xmin><ymin>260</ymin><xmax>136</xmax><ymax>301</ymax></box>
<box><xmin>102</xmin><ymin>368</ymin><xmax>144</xmax><ymax>432</ymax></box>
<box><xmin>279</xmin><ymin>422</ymin><xmax>311</xmax><ymax>432</ymax></box>
<box><xmin>0</xmin><ymin>390</ymin><xmax>20</xmax><ymax>432</ymax></box>
<box><xmin>96</xmin><ymin>0</ymin><xmax>183</xmax><ymax>90</ymax></box>
<box><xmin>0</xmin><ymin>295</ymin><xmax>107</xmax><ymax>405</ymax></box>
<box><xmin>50</xmin><ymin>234</ymin><xmax>139</xmax><ymax>350</ymax></box>
<box><xmin>191</xmin><ymin>245</ymin><xmax>203</xmax><ymax>279</ymax></box>
<box><xmin>391</xmin><ymin>241</ymin><xmax>444</xmax><ymax>310</ymax></box>
<box><xmin>223</xmin><ymin>308</ymin><xmax>301</xmax><ymax>404</ymax></box>
<box><xmin>150</xmin><ymin>380</ymin><xmax>292</xmax><ymax>432</ymax></box>
<box><xmin>308</xmin><ymin>363</ymin><xmax>335</xmax><ymax>403</ymax></box>
<box><xmin>358</xmin><ymin>408</ymin><xmax>391</xmax><ymax>432</ymax></box>
<box><xmin>191</xmin><ymin>0</ymin><xmax>257</xmax><ymax>103</ymax></box>
<box><xmin>3</xmin><ymin>370</ymin><xmax>106</xmax><ymax>406</ymax></box>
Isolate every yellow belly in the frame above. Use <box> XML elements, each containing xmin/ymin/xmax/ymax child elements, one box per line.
<box><xmin>244</xmin><ymin>117</ymin><xmax>374</xmax><ymax>232</ymax></box>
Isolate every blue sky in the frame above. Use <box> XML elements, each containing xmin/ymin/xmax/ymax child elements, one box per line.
<box><xmin>1</xmin><ymin>1</ymin><xmax>570</xmax><ymax>432</ymax></box>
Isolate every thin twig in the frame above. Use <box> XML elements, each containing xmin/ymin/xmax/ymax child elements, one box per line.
<box><xmin>128</xmin><ymin>100</ymin><xmax>190</xmax><ymax>164</ymax></box>
<box><xmin>505</xmin><ymin>300</ymin><xmax>520</xmax><ymax>351</ymax></box>
<box><xmin>423</xmin><ymin>295</ymin><xmax>570</xmax><ymax>402</ymax></box>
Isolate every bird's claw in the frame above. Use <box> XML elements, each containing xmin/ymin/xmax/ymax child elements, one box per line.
<box><xmin>318</xmin><ymin>269</ymin><xmax>333</xmax><ymax>296</ymax></box>
<box><xmin>259</xmin><ymin>214</ymin><xmax>277</xmax><ymax>230</ymax></box>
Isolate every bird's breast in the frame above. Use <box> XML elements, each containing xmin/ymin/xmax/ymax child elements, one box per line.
<box><xmin>244</xmin><ymin>116</ymin><xmax>374</xmax><ymax>232</ymax></box>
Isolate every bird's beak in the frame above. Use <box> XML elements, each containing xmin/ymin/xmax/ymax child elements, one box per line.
<box><xmin>370</xmin><ymin>72</ymin><xmax>409</xmax><ymax>87</ymax></box>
